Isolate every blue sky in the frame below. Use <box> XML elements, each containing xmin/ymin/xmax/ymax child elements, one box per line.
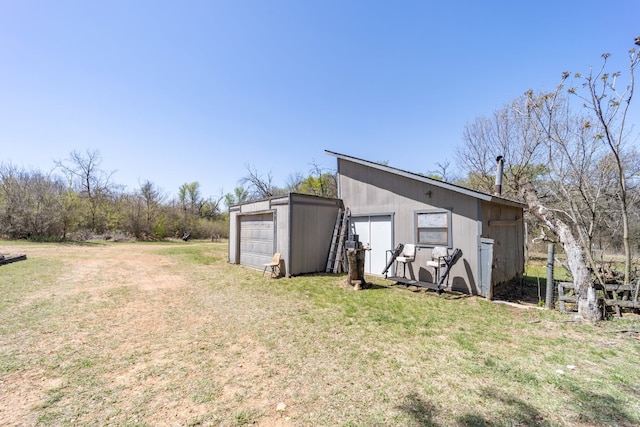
<box><xmin>1</xmin><ymin>0</ymin><xmax>638</xmax><ymax>202</ymax></box>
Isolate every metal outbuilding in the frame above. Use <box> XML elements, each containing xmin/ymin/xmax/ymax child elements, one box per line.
<box><xmin>228</xmin><ymin>152</ymin><xmax>526</xmax><ymax>298</ymax></box>
<box><xmin>327</xmin><ymin>150</ymin><xmax>526</xmax><ymax>298</ymax></box>
<box><xmin>228</xmin><ymin>193</ymin><xmax>343</xmax><ymax>277</ymax></box>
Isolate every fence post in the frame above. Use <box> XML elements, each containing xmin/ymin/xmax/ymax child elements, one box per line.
<box><xmin>545</xmin><ymin>243</ymin><xmax>555</xmax><ymax>309</ymax></box>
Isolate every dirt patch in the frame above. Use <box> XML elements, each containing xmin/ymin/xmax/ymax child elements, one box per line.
<box><xmin>0</xmin><ymin>243</ymin><xmax>294</xmax><ymax>426</ymax></box>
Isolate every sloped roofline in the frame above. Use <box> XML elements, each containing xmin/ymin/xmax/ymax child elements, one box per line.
<box><xmin>325</xmin><ymin>150</ymin><xmax>526</xmax><ymax>209</ymax></box>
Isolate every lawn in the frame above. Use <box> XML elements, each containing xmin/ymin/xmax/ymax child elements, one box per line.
<box><xmin>0</xmin><ymin>240</ymin><xmax>639</xmax><ymax>426</ymax></box>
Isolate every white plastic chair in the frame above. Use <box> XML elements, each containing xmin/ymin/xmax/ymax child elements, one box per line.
<box><xmin>426</xmin><ymin>246</ymin><xmax>448</xmax><ymax>283</ymax></box>
<box><xmin>395</xmin><ymin>244</ymin><xmax>416</xmax><ymax>278</ymax></box>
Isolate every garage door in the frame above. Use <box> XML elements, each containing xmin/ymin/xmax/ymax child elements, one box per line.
<box><xmin>239</xmin><ymin>213</ymin><xmax>275</xmax><ymax>269</ymax></box>
<box><xmin>351</xmin><ymin>215</ymin><xmax>393</xmax><ymax>276</ymax></box>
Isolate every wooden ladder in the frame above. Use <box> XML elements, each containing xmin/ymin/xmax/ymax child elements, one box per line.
<box><xmin>326</xmin><ymin>208</ymin><xmax>349</xmax><ymax>273</ymax></box>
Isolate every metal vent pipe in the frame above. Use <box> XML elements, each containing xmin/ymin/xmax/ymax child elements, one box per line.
<box><xmin>494</xmin><ymin>155</ymin><xmax>504</xmax><ymax>196</ymax></box>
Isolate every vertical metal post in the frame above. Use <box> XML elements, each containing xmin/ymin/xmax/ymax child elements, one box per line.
<box><xmin>545</xmin><ymin>243</ymin><xmax>555</xmax><ymax>309</ymax></box>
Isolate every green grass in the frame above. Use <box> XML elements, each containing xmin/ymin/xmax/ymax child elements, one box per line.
<box><xmin>1</xmin><ymin>240</ymin><xmax>639</xmax><ymax>426</ymax></box>
<box><xmin>524</xmin><ymin>253</ymin><xmax>573</xmax><ymax>284</ymax></box>
<box><xmin>155</xmin><ymin>244</ymin><xmax>224</xmax><ymax>265</ymax></box>
<box><xmin>0</xmin><ymin>257</ymin><xmax>63</xmax><ymax>304</ymax></box>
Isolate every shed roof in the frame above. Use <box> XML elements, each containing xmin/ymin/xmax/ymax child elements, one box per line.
<box><xmin>228</xmin><ymin>192</ymin><xmax>340</xmax><ymax>211</ymax></box>
<box><xmin>325</xmin><ymin>150</ymin><xmax>526</xmax><ymax>209</ymax></box>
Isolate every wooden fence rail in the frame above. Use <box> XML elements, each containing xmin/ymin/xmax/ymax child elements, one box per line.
<box><xmin>558</xmin><ymin>281</ymin><xmax>640</xmax><ymax>315</ymax></box>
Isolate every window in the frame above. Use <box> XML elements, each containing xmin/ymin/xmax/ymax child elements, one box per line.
<box><xmin>416</xmin><ymin>210</ymin><xmax>451</xmax><ymax>246</ymax></box>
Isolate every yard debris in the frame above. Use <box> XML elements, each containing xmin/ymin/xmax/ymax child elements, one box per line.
<box><xmin>615</xmin><ymin>330</ymin><xmax>640</xmax><ymax>340</ymax></box>
<box><xmin>0</xmin><ymin>253</ymin><xmax>27</xmax><ymax>266</ymax></box>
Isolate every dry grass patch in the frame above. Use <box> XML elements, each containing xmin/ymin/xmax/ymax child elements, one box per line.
<box><xmin>1</xmin><ymin>240</ymin><xmax>639</xmax><ymax>426</ymax></box>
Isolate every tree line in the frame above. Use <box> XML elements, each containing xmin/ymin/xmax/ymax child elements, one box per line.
<box><xmin>0</xmin><ymin>149</ymin><xmax>228</xmax><ymax>241</ymax></box>
<box><xmin>0</xmin><ymin>151</ymin><xmax>337</xmax><ymax>242</ymax></box>
<box><xmin>224</xmin><ymin>161</ymin><xmax>338</xmax><ymax>206</ymax></box>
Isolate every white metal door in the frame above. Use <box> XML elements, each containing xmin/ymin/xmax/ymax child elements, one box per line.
<box><xmin>352</xmin><ymin>215</ymin><xmax>393</xmax><ymax>276</ymax></box>
<box><xmin>239</xmin><ymin>213</ymin><xmax>275</xmax><ymax>269</ymax></box>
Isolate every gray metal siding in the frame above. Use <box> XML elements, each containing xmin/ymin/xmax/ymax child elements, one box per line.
<box><xmin>289</xmin><ymin>194</ymin><xmax>342</xmax><ymax>275</ymax></box>
<box><xmin>338</xmin><ymin>158</ymin><xmax>482</xmax><ymax>293</ymax></box>
<box><xmin>274</xmin><ymin>203</ymin><xmax>290</xmax><ymax>276</ymax></box>
<box><xmin>228</xmin><ymin>209</ymin><xmax>239</xmax><ymax>263</ymax></box>
<box><xmin>242</xmin><ymin>199</ymin><xmax>277</xmax><ymax>213</ymax></box>
<box><xmin>228</xmin><ymin>194</ymin><xmax>341</xmax><ymax>276</ymax></box>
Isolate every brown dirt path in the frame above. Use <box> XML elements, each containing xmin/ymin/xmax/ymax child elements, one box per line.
<box><xmin>0</xmin><ymin>243</ymin><xmax>294</xmax><ymax>426</ymax></box>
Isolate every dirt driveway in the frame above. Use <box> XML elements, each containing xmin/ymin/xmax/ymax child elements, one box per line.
<box><xmin>7</xmin><ymin>242</ymin><xmax>639</xmax><ymax>426</ymax></box>
<box><xmin>0</xmin><ymin>242</ymin><xmax>295</xmax><ymax>426</ymax></box>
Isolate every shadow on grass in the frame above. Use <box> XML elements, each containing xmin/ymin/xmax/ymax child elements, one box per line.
<box><xmin>362</xmin><ymin>283</ymin><xmax>391</xmax><ymax>291</ymax></box>
<box><xmin>398</xmin><ymin>389</ymin><xmax>546</xmax><ymax>427</ymax></box>
<box><xmin>462</xmin><ymin>388</ymin><xmax>547</xmax><ymax>426</ymax></box>
<box><xmin>576</xmin><ymin>391</ymin><xmax>639</xmax><ymax>426</ymax></box>
<box><xmin>455</xmin><ymin>385</ymin><xmax>638</xmax><ymax>427</ymax></box>
<box><xmin>397</xmin><ymin>392</ymin><xmax>440</xmax><ymax>426</ymax></box>
<box><xmin>556</xmin><ymin>379</ymin><xmax>640</xmax><ymax>426</ymax></box>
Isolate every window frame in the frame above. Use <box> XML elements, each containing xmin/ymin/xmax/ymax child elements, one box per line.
<box><xmin>414</xmin><ymin>209</ymin><xmax>452</xmax><ymax>248</ymax></box>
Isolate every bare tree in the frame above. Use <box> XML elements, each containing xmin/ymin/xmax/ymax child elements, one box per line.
<box><xmin>240</xmin><ymin>164</ymin><xmax>283</xmax><ymax>199</ymax></box>
<box><xmin>457</xmin><ymin>90</ymin><xmax>607</xmax><ymax>320</ymax></box>
<box><xmin>200</xmin><ymin>191</ymin><xmax>225</xmax><ymax>220</ymax></box>
<box><xmin>456</xmin><ymin>96</ymin><xmax>545</xmax><ymax>198</ymax></box>
<box><xmin>456</xmin><ymin>41</ymin><xmax>640</xmax><ymax>321</ymax></box>
<box><xmin>177</xmin><ymin>182</ymin><xmax>203</xmax><ymax>237</ymax></box>
<box><xmin>238</xmin><ymin>162</ymin><xmax>335</xmax><ymax>201</ymax></box>
<box><xmin>285</xmin><ymin>171</ymin><xmax>305</xmax><ymax>194</ymax></box>
<box><xmin>521</xmin><ymin>181</ymin><xmax>601</xmax><ymax>319</ymax></box>
<box><xmin>309</xmin><ymin>160</ymin><xmax>337</xmax><ymax>198</ymax></box>
<box><xmin>427</xmin><ymin>160</ymin><xmax>461</xmax><ymax>183</ymax></box>
<box><xmin>55</xmin><ymin>149</ymin><xmax>115</xmax><ymax>233</ymax></box>
<box><xmin>139</xmin><ymin>180</ymin><xmax>164</xmax><ymax>232</ymax></box>
<box><xmin>564</xmin><ymin>43</ymin><xmax>639</xmax><ymax>285</ymax></box>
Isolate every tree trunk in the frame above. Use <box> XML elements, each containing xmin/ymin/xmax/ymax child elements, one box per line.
<box><xmin>522</xmin><ymin>183</ymin><xmax>602</xmax><ymax>321</ymax></box>
<box><xmin>620</xmin><ymin>195</ymin><xmax>631</xmax><ymax>285</ymax></box>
